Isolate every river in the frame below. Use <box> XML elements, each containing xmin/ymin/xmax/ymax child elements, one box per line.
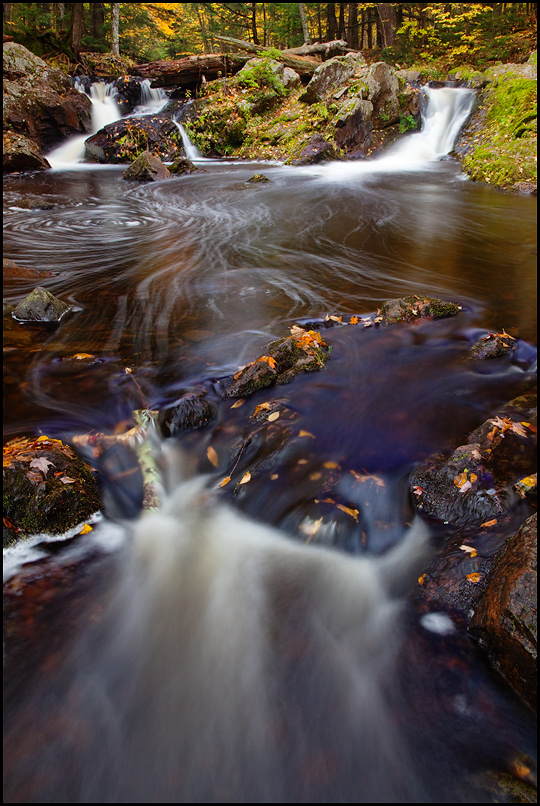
<box><xmin>3</xmin><ymin>84</ymin><xmax>537</xmax><ymax>802</ymax></box>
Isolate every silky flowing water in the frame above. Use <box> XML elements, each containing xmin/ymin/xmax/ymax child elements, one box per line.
<box><xmin>3</xmin><ymin>86</ymin><xmax>537</xmax><ymax>802</ymax></box>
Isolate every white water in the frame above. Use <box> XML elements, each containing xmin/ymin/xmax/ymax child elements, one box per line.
<box><xmin>310</xmin><ymin>86</ymin><xmax>475</xmax><ymax>180</ymax></box>
<box><xmin>174</xmin><ymin>119</ymin><xmax>205</xmax><ymax>160</ymax></box>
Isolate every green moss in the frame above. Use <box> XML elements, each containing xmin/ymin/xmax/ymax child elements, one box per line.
<box><xmin>462</xmin><ymin>72</ymin><xmax>537</xmax><ymax>188</ymax></box>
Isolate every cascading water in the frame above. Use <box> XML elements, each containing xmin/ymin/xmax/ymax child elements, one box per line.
<box><xmin>3</xmin><ymin>80</ymin><xmax>537</xmax><ymax>803</ymax></box>
<box><xmin>174</xmin><ymin>118</ymin><xmax>205</xmax><ymax>160</ymax></box>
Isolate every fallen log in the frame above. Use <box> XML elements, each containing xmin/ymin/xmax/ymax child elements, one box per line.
<box><xmin>282</xmin><ymin>39</ymin><xmax>358</xmax><ymax>60</ymax></box>
<box><xmin>213</xmin><ymin>35</ymin><xmax>319</xmax><ymax>77</ymax></box>
<box><xmin>130</xmin><ymin>53</ymin><xmax>247</xmax><ymax>88</ymax></box>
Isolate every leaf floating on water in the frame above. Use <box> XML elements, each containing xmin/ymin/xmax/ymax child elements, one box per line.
<box><xmin>466</xmin><ymin>572</ymin><xmax>482</xmax><ymax>583</ymax></box>
<box><xmin>79</xmin><ymin>523</ymin><xmax>93</xmax><ymax>534</ymax></box>
<box><xmin>323</xmin><ymin>461</ymin><xmax>339</xmax><ymax>469</ymax></box>
<box><xmin>270</xmin><ymin>473</ymin><xmax>279</xmax><ymax>480</ymax></box>
<box><xmin>219</xmin><ymin>476</ymin><xmax>231</xmax><ymax>488</ymax></box>
<box><xmin>459</xmin><ymin>544</ymin><xmax>478</xmax><ymax>557</ymax></box>
<box><xmin>336</xmin><ymin>504</ymin><xmax>359</xmax><ymax>522</ymax></box>
<box><xmin>481</xmin><ymin>518</ymin><xmax>498</xmax><ymax>528</ymax></box>
<box><xmin>231</xmin><ymin>399</ymin><xmax>245</xmax><ymax>409</ymax></box>
<box><xmin>29</xmin><ymin>457</ymin><xmax>54</xmax><ymax>474</ymax></box>
<box><xmin>349</xmin><ymin>315</ymin><xmax>359</xmax><ymax>325</ymax></box>
<box><xmin>206</xmin><ymin>446</ymin><xmax>219</xmax><ymax>467</ymax></box>
<box><xmin>299</xmin><ymin>430</ymin><xmax>315</xmax><ymax>439</ymax></box>
<box><xmin>267</xmin><ymin>411</ymin><xmax>280</xmax><ymax>422</ymax></box>
<box><xmin>239</xmin><ymin>471</ymin><xmax>251</xmax><ymax>484</ymax></box>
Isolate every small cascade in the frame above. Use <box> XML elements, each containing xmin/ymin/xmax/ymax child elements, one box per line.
<box><xmin>47</xmin><ymin>79</ymin><xmax>123</xmax><ymax>169</ymax></box>
<box><xmin>173</xmin><ymin>119</ymin><xmax>204</xmax><ymax>160</ymax></box>
<box><xmin>132</xmin><ymin>79</ymin><xmax>169</xmax><ymax>115</ymax></box>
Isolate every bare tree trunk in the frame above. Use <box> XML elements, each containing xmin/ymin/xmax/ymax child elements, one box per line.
<box><xmin>348</xmin><ymin>2</ymin><xmax>358</xmax><ymax>49</ymax></box>
<box><xmin>367</xmin><ymin>6</ymin><xmax>373</xmax><ymax>49</ymax></box>
<box><xmin>338</xmin><ymin>2</ymin><xmax>346</xmax><ymax>40</ymax></box>
<box><xmin>298</xmin><ymin>2</ymin><xmax>311</xmax><ymax>44</ymax></box>
<box><xmin>262</xmin><ymin>2</ymin><xmax>267</xmax><ymax>46</ymax></box>
<box><xmin>71</xmin><ymin>2</ymin><xmax>84</xmax><ymax>59</ymax></box>
<box><xmin>91</xmin><ymin>2</ymin><xmax>105</xmax><ymax>40</ymax></box>
<box><xmin>327</xmin><ymin>2</ymin><xmax>338</xmax><ymax>40</ymax></box>
<box><xmin>251</xmin><ymin>1</ymin><xmax>259</xmax><ymax>45</ymax></box>
<box><xmin>111</xmin><ymin>2</ymin><xmax>120</xmax><ymax>56</ymax></box>
<box><xmin>3</xmin><ymin>2</ymin><xmax>12</xmax><ymax>22</ymax></box>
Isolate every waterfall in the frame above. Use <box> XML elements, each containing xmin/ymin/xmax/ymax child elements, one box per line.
<box><xmin>47</xmin><ymin>80</ymin><xmax>124</xmax><ymax>169</ymax></box>
<box><xmin>174</xmin><ymin>119</ymin><xmax>204</xmax><ymax>160</ymax></box>
<box><xmin>311</xmin><ymin>85</ymin><xmax>475</xmax><ymax>180</ymax></box>
<box><xmin>132</xmin><ymin>79</ymin><xmax>169</xmax><ymax>115</ymax></box>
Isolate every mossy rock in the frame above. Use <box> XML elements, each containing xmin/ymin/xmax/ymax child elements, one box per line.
<box><xmin>380</xmin><ymin>295</ymin><xmax>462</xmax><ymax>325</ymax></box>
<box><xmin>3</xmin><ymin>435</ymin><xmax>101</xmax><ymax>545</ymax></box>
<box><xmin>12</xmin><ymin>286</ymin><xmax>70</xmax><ymax>323</ymax></box>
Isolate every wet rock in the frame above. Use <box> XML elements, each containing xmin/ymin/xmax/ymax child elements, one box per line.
<box><xmin>364</xmin><ymin>61</ymin><xmax>401</xmax><ymax>128</ymax></box>
<box><xmin>159</xmin><ymin>392</ymin><xmax>216</xmax><ymax>436</ymax></box>
<box><xmin>12</xmin><ymin>286</ymin><xmax>70</xmax><ymax>322</ymax></box>
<box><xmin>410</xmin><ymin>443</ymin><xmax>507</xmax><ymax>527</ymax></box>
<box><xmin>247</xmin><ymin>173</ymin><xmax>270</xmax><ymax>182</ymax></box>
<box><xmin>469</xmin><ymin>513</ymin><xmax>537</xmax><ymax>712</ymax></box>
<box><xmin>112</xmin><ymin>74</ymin><xmax>146</xmax><ymax>114</ymax></box>
<box><xmin>380</xmin><ymin>295</ymin><xmax>462</xmax><ymax>325</ymax></box>
<box><xmin>3</xmin><ymin>435</ymin><xmax>101</xmax><ymax>545</ymax></box>
<box><xmin>8</xmin><ymin>197</ymin><xmax>54</xmax><ymax>209</ymax></box>
<box><xmin>470</xmin><ymin>331</ymin><xmax>517</xmax><ymax>359</ymax></box>
<box><xmin>85</xmin><ymin>114</ymin><xmax>184</xmax><ymax>164</ymax></box>
<box><xmin>3</xmin><ymin>258</ymin><xmax>56</xmax><ymax>279</ymax></box>
<box><xmin>3</xmin><ymin>132</ymin><xmax>50</xmax><ymax>173</ymax></box>
<box><xmin>410</xmin><ymin>395</ymin><xmax>537</xmax><ymax>527</ymax></box>
<box><xmin>122</xmin><ymin>151</ymin><xmax>171</xmax><ymax>182</ymax></box>
<box><xmin>291</xmin><ymin>133</ymin><xmax>339</xmax><ymax>165</ymax></box>
<box><xmin>169</xmin><ymin>156</ymin><xmax>199</xmax><ymax>175</ymax></box>
<box><xmin>3</xmin><ymin>42</ymin><xmax>92</xmax><ymax>148</ymax></box>
<box><xmin>225</xmin><ymin>328</ymin><xmax>330</xmax><ymax>398</ymax></box>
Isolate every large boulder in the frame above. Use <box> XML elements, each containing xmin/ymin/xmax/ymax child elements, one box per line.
<box><xmin>469</xmin><ymin>513</ymin><xmax>537</xmax><ymax>711</ymax></box>
<box><xmin>3</xmin><ymin>131</ymin><xmax>50</xmax><ymax>173</ymax></box>
<box><xmin>300</xmin><ymin>53</ymin><xmax>366</xmax><ymax>104</ymax></box>
<box><xmin>291</xmin><ymin>133</ymin><xmax>339</xmax><ymax>165</ymax></box>
<box><xmin>85</xmin><ymin>114</ymin><xmax>185</xmax><ymax>163</ymax></box>
<box><xmin>3</xmin><ymin>42</ymin><xmax>92</xmax><ymax>148</ymax></box>
<box><xmin>333</xmin><ymin>97</ymin><xmax>374</xmax><ymax>155</ymax></box>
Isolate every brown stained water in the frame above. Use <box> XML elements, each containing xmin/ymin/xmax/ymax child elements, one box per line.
<box><xmin>3</xmin><ymin>122</ymin><xmax>537</xmax><ymax>803</ymax></box>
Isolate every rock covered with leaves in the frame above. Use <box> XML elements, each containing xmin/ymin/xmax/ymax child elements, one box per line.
<box><xmin>85</xmin><ymin>114</ymin><xmax>185</xmax><ymax>164</ymax></box>
<box><xmin>3</xmin><ymin>435</ymin><xmax>101</xmax><ymax>546</ymax></box>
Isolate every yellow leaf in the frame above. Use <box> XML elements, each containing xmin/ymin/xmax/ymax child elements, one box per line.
<box><xmin>219</xmin><ymin>476</ymin><xmax>231</xmax><ymax>488</ymax></box>
<box><xmin>267</xmin><ymin>411</ymin><xmax>280</xmax><ymax>422</ymax></box>
<box><xmin>466</xmin><ymin>572</ymin><xmax>482</xmax><ymax>583</ymax></box>
<box><xmin>480</xmin><ymin>518</ymin><xmax>498</xmax><ymax>528</ymax></box>
<box><xmin>239</xmin><ymin>471</ymin><xmax>251</xmax><ymax>484</ymax></box>
<box><xmin>254</xmin><ymin>402</ymin><xmax>272</xmax><ymax>415</ymax></box>
<box><xmin>454</xmin><ymin>472</ymin><xmax>468</xmax><ymax>488</ymax></box>
<box><xmin>323</xmin><ymin>461</ymin><xmax>339</xmax><ymax>469</ymax></box>
<box><xmin>257</xmin><ymin>355</ymin><xmax>277</xmax><ymax>369</ymax></box>
<box><xmin>309</xmin><ymin>472</ymin><xmax>322</xmax><ymax>481</ymax></box>
<box><xmin>73</xmin><ymin>353</ymin><xmax>94</xmax><ymax>360</ymax></box>
<box><xmin>79</xmin><ymin>523</ymin><xmax>92</xmax><ymax>534</ymax></box>
<box><xmin>299</xmin><ymin>430</ymin><xmax>315</xmax><ymax>439</ymax></box>
<box><xmin>231</xmin><ymin>399</ymin><xmax>245</xmax><ymax>409</ymax></box>
<box><xmin>469</xmin><ymin>473</ymin><xmax>478</xmax><ymax>483</ymax></box>
<box><xmin>418</xmin><ymin>574</ymin><xmax>426</xmax><ymax>586</ymax></box>
<box><xmin>350</xmin><ymin>315</ymin><xmax>359</xmax><ymax>325</ymax></box>
<box><xmin>336</xmin><ymin>504</ymin><xmax>359</xmax><ymax>522</ymax></box>
<box><xmin>207</xmin><ymin>446</ymin><xmax>219</xmax><ymax>467</ymax></box>
<box><xmin>459</xmin><ymin>545</ymin><xmax>478</xmax><ymax>557</ymax></box>
<box><xmin>270</xmin><ymin>473</ymin><xmax>279</xmax><ymax>480</ymax></box>
<box><xmin>36</xmin><ymin>435</ymin><xmax>51</xmax><ymax>442</ymax></box>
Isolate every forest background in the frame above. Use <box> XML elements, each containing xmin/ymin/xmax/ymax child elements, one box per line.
<box><xmin>3</xmin><ymin>3</ymin><xmax>537</xmax><ymax>73</ymax></box>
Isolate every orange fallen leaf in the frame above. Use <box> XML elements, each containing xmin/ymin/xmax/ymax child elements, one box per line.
<box><xmin>239</xmin><ymin>471</ymin><xmax>251</xmax><ymax>484</ymax></box>
<box><xmin>309</xmin><ymin>472</ymin><xmax>322</xmax><ymax>481</ymax></box>
<box><xmin>299</xmin><ymin>430</ymin><xmax>315</xmax><ymax>439</ymax></box>
<box><xmin>481</xmin><ymin>519</ymin><xmax>498</xmax><ymax>528</ymax></box>
<box><xmin>219</xmin><ymin>476</ymin><xmax>231</xmax><ymax>488</ymax></box>
<box><xmin>254</xmin><ymin>402</ymin><xmax>272</xmax><ymax>415</ymax></box>
<box><xmin>72</xmin><ymin>353</ymin><xmax>95</xmax><ymax>360</ymax></box>
<box><xmin>79</xmin><ymin>523</ymin><xmax>93</xmax><ymax>534</ymax></box>
<box><xmin>231</xmin><ymin>399</ymin><xmax>245</xmax><ymax>409</ymax></box>
<box><xmin>270</xmin><ymin>473</ymin><xmax>279</xmax><ymax>480</ymax></box>
<box><xmin>323</xmin><ymin>461</ymin><xmax>339</xmax><ymax>469</ymax></box>
<box><xmin>336</xmin><ymin>504</ymin><xmax>359</xmax><ymax>522</ymax></box>
<box><xmin>257</xmin><ymin>355</ymin><xmax>277</xmax><ymax>369</ymax></box>
<box><xmin>466</xmin><ymin>572</ymin><xmax>482</xmax><ymax>583</ymax></box>
<box><xmin>418</xmin><ymin>574</ymin><xmax>426</xmax><ymax>586</ymax></box>
<box><xmin>206</xmin><ymin>446</ymin><xmax>219</xmax><ymax>467</ymax></box>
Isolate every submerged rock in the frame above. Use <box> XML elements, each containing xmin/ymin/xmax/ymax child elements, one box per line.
<box><xmin>159</xmin><ymin>392</ymin><xmax>216</xmax><ymax>436</ymax></box>
<box><xmin>3</xmin><ymin>258</ymin><xmax>56</xmax><ymax>279</ymax></box>
<box><xmin>469</xmin><ymin>513</ymin><xmax>537</xmax><ymax>712</ymax></box>
<box><xmin>12</xmin><ymin>286</ymin><xmax>70</xmax><ymax>322</ymax></box>
<box><xmin>122</xmin><ymin>151</ymin><xmax>171</xmax><ymax>182</ymax></box>
<box><xmin>3</xmin><ymin>435</ymin><xmax>101</xmax><ymax>546</ymax></box>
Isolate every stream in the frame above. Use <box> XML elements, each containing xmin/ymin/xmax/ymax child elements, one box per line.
<box><xmin>3</xmin><ymin>83</ymin><xmax>537</xmax><ymax>803</ymax></box>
